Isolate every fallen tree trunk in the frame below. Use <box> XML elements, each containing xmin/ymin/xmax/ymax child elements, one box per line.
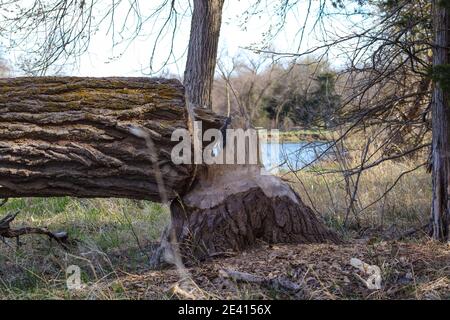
<box><xmin>0</xmin><ymin>76</ymin><xmax>339</xmax><ymax>264</ymax></box>
<box><xmin>0</xmin><ymin>77</ymin><xmax>225</xmax><ymax>202</ymax></box>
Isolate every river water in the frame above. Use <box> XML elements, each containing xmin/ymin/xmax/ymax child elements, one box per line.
<box><xmin>260</xmin><ymin>141</ymin><xmax>331</xmax><ymax>172</ymax></box>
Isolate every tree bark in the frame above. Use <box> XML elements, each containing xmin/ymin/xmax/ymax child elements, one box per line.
<box><xmin>431</xmin><ymin>1</ymin><xmax>450</xmax><ymax>241</ymax></box>
<box><xmin>150</xmin><ymin>0</ymin><xmax>339</xmax><ymax>266</ymax></box>
<box><xmin>0</xmin><ymin>75</ymin><xmax>339</xmax><ymax>265</ymax></box>
<box><xmin>0</xmin><ymin>77</ymin><xmax>225</xmax><ymax>202</ymax></box>
<box><xmin>184</xmin><ymin>0</ymin><xmax>225</xmax><ymax>109</ymax></box>
<box><xmin>169</xmin><ymin>165</ymin><xmax>340</xmax><ymax>260</ymax></box>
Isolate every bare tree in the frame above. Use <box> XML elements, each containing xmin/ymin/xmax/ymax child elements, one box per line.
<box><xmin>248</xmin><ymin>0</ymin><xmax>441</xmax><ymax>235</ymax></box>
<box><xmin>215</xmin><ymin>54</ymin><xmax>277</xmax><ymax>128</ymax></box>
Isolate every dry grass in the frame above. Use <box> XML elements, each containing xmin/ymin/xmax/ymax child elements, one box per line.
<box><xmin>0</xmin><ymin>132</ymin><xmax>444</xmax><ymax>300</ymax></box>
<box><xmin>284</xmin><ymin>131</ymin><xmax>431</xmax><ymax>239</ymax></box>
<box><xmin>0</xmin><ymin>198</ymin><xmax>169</xmax><ymax>299</ymax></box>
<box><xmin>289</xmin><ymin>160</ymin><xmax>431</xmax><ymax>238</ymax></box>
<box><xmin>79</xmin><ymin>241</ymin><xmax>450</xmax><ymax>300</ymax></box>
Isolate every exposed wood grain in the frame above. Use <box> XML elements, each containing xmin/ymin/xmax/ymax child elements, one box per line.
<box><xmin>150</xmin><ymin>165</ymin><xmax>340</xmax><ymax>266</ymax></box>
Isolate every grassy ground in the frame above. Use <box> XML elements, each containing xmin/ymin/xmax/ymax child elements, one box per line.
<box><xmin>0</xmin><ymin>133</ymin><xmax>447</xmax><ymax>300</ymax></box>
<box><xmin>0</xmin><ymin>198</ymin><xmax>169</xmax><ymax>299</ymax></box>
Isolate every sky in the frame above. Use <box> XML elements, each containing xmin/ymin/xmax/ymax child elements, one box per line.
<box><xmin>1</xmin><ymin>0</ymin><xmax>368</xmax><ymax>77</ymax></box>
<box><xmin>76</xmin><ymin>0</ymin><xmax>330</xmax><ymax>77</ymax></box>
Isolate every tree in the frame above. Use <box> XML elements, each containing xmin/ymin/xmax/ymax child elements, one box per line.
<box><xmin>430</xmin><ymin>0</ymin><xmax>449</xmax><ymax>241</ymax></box>
<box><xmin>0</xmin><ymin>0</ymin><xmax>339</xmax><ymax>264</ymax></box>
<box><xmin>184</xmin><ymin>0</ymin><xmax>225</xmax><ymax>109</ymax></box>
<box><xmin>154</xmin><ymin>0</ymin><xmax>339</xmax><ymax>263</ymax></box>
<box><xmin>252</xmin><ymin>0</ymin><xmax>443</xmax><ymax>237</ymax></box>
<box><xmin>332</xmin><ymin>0</ymin><xmax>448</xmax><ymax>240</ymax></box>
<box><xmin>214</xmin><ymin>54</ymin><xmax>277</xmax><ymax>128</ymax></box>
<box><xmin>261</xmin><ymin>69</ymin><xmax>341</xmax><ymax>129</ymax></box>
<box><xmin>307</xmin><ymin>0</ymin><xmax>449</xmax><ymax>240</ymax></box>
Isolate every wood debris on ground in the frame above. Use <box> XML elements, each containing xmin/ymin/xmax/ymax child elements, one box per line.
<box><xmin>104</xmin><ymin>241</ymin><xmax>450</xmax><ymax>300</ymax></box>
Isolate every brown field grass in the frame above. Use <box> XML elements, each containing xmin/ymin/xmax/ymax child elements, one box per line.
<box><xmin>0</xmin><ymin>133</ymin><xmax>447</xmax><ymax>300</ymax></box>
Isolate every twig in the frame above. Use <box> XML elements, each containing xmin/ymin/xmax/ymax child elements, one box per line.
<box><xmin>395</xmin><ymin>223</ymin><xmax>430</xmax><ymax>240</ymax></box>
<box><xmin>220</xmin><ymin>268</ymin><xmax>302</xmax><ymax>294</ymax></box>
<box><xmin>0</xmin><ymin>198</ymin><xmax>8</xmax><ymax>207</ymax></box>
<box><xmin>0</xmin><ymin>211</ymin><xmax>69</xmax><ymax>249</ymax></box>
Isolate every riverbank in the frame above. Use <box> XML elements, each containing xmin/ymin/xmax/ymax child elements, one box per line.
<box><xmin>275</xmin><ymin>129</ymin><xmax>330</xmax><ymax>142</ymax></box>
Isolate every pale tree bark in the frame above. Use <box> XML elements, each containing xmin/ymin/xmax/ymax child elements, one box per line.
<box><xmin>431</xmin><ymin>1</ymin><xmax>450</xmax><ymax>241</ymax></box>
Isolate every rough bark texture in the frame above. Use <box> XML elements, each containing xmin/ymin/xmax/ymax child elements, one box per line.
<box><xmin>431</xmin><ymin>1</ymin><xmax>450</xmax><ymax>241</ymax></box>
<box><xmin>0</xmin><ymin>77</ymin><xmax>225</xmax><ymax>202</ymax></box>
<box><xmin>183</xmin><ymin>0</ymin><xmax>225</xmax><ymax>109</ymax></box>
<box><xmin>169</xmin><ymin>165</ymin><xmax>340</xmax><ymax>260</ymax></box>
<box><xmin>148</xmin><ymin>0</ymin><xmax>339</xmax><ymax>266</ymax></box>
<box><xmin>0</xmin><ymin>75</ymin><xmax>338</xmax><ymax>263</ymax></box>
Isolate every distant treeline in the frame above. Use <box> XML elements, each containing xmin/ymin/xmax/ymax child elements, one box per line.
<box><xmin>212</xmin><ymin>58</ymin><xmax>342</xmax><ymax>130</ymax></box>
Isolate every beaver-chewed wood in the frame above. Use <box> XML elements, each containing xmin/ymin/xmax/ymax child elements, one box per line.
<box><xmin>0</xmin><ymin>76</ymin><xmax>339</xmax><ymax>265</ymax></box>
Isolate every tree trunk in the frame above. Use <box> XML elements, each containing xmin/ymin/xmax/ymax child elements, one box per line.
<box><xmin>184</xmin><ymin>0</ymin><xmax>225</xmax><ymax>109</ymax></box>
<box><xmin>151</xmin><ymin>0</ymin><xmax>339</xmax><ymax>266</ymax></box>
<box><xmin>431</xmin><ymin>1</ymin><xmax>450</xmax><ymax>241</ymax></box>
<box><xmin>0</xmin><ymin>77</ymin><xmax>226</xmax><ymax>202</ymax></box>
<box><xmin>169</xmin><ymin>165</ymin><xmax>340</xmax><ymax>260</ymax></box>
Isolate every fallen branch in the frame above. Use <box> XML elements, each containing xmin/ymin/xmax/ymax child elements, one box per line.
<box><xmin>396</xmin><ymin>223</ymin><xmax>431</xmax><ymax>240</ymax></box>
<box><xmin>220</xmin><ymin>268</ymin><xmax>302</xmax><ymax>294</ymax></box>
<box><xmin>0</xmin><ymin>198</ymin><xmax>8</xmax><ymax>208</ymax></box>
<box><xmin>0</xmin><ymin>211</ymin><xmax>69</xmax><ymax>249</ymax></box>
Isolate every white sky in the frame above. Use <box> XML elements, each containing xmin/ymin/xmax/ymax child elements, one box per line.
<box><xmin>2</xmin><ymin>0</ymin><xmax>367</xmax><ymax>77</ymax></box>
<box><xmin>75</xmin><ymin>0</ymin><xmax>349</xmax><ymax>77</ymax></box>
